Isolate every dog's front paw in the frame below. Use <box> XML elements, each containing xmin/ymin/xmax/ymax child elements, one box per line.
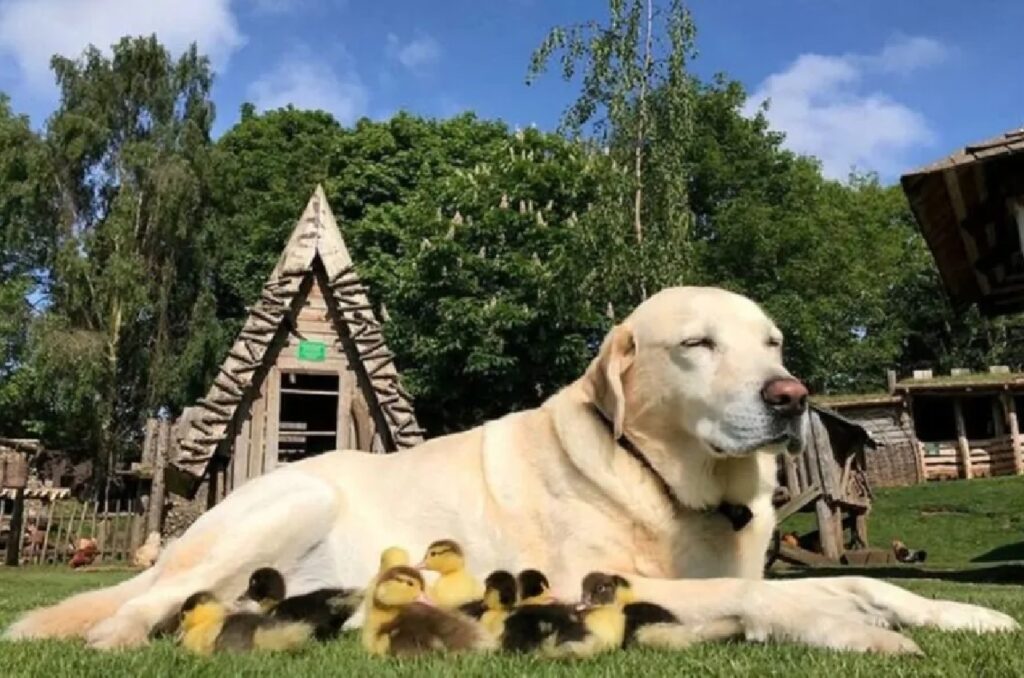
<box><xmin>85</xmin><ymin>615</ymin><xmax>150</xmax><ymax>651</ymax></box>
<box><xmin>925</xmin><ymin>601</ymin><xmax>1019</xmax><ymax>634</ymax></box>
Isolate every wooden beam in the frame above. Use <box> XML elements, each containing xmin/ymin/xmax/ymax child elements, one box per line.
<box><xmin>945</xmin><ymin>168</ymin><xmax>991</xmax><ymax>295</ymax></box>
<box><xmin>1004</xmin><ymin>393</ymin><xmax>1024</xmax><ymax>475</ymax></box>
<box><xmin>774</xmin><ymin>484</ymin><xmax>821</xmax><ymax>524</ymax></box>
<box><xmin>814</xmin><ymin>498</ymin><xmax>842</xmax><ymax>560</ymax></box>
<box><xmin>231</xmin><ymin>415</ymin><xmax>250</xmax><ymax>492</ymax></box>
<box><xmin>953</xmin><ymin>398</ymin><xmax>973</xmax><ymax>479</ymax></box>
<box><xmin>4</xmin><ymin>488</ymin><xmax>24</xmax><ymax>566</ymax></box>
<box><xmin>264</xmin><ymin>367</ymin><xmax>281</xmax><ymax>472</ymax></box>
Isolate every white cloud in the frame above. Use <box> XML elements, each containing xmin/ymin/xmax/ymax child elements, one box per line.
<box><xmin>248</xmin><ymin>49</ymin><xmax>368</xmax><ymax>124</ymax></box>
<box><xmin>871</xmin><ymin>35</ymin><xmax>947</xmax><ymax>75</ymax></box>
<box><xmin>744</xmin><ymin>35</ymin><xmax>947</xmax><ymax>179</ymax></box>
<box><xmin>386</xmin><ymin>33</ymin><xmax>441</xmax><ymax>73</ymax></box>
<box><xmin>0</xmin><ymin>0</ymin><xmax>244</xmax><ymax>90</ymax></box>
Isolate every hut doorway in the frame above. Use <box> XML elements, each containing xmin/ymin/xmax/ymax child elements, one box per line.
<box><xmin>277</xmin><ymin>371</ymin><xmax>343</xmax><ymax>462</ymax></box>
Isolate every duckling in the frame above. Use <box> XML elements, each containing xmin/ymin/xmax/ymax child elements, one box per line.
<box><xmin>178</xmin><ymin>591</ymin><xmax>313</xmax><ymax>656</ymax></box>
<box><xmin>579</xmin><ymin>572</ymin><xmax>744</xmax><ymax>650</ymax></box>
<box><xmin>417</xmin><ymin>539</ymin><xmax>484</xmax><ymax>609</ymax></box>
<box><xmin>360</xmin><ymin>546</ymin><xmax>412</xmax><ymax>648</ymax></box>
<box><xmin>363</xmin><ymin>565</ymin><xmax>494</xmax><ymax>657</ymax></box>
<box><xmin>458</xmin><ymin>570</ymin><xmax>519</xmax><ymax>638</ymax></box>
<box><xmin>500</xmin><ymin>601</ymin><xmax>588</xmax><ymax>653</ymax></box>
<box><xmin>241</xmin><ymin>567</ymin><xmax>363</xmax><ymax>640</ymax></box>
<box><xmin>517</xmin><ymin>569</ymin><xmax>556</xmax><ymax>605</ymax></box>
<box><xmin>497</xmin><ymin>568</ymin><xmax>587</xmax><ymax>653</ymax></box>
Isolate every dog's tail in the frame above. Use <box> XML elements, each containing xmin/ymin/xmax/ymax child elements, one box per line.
<box><xmin>4</xmin><ymin>566</ymin><xmax>159</xmax><ymax>641</ymax></box>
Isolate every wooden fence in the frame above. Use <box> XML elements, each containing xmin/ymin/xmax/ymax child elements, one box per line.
<box><xmin>1</xmin><ymin>497</ymin><xmax>144</xmax><ymax>566</ymax></box>
<box><xmin>920</xmin><ymin>436</ymin><xmax>1021</xmax><ymax>480</ymax></box>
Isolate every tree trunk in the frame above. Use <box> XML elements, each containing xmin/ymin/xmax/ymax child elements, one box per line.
<box><xmin>633</xmin><ymin>0</ymin><xmax>654</xmax><ymax>301</ymax></box>
<box><xmin>103</xmin><ymin>300</ymin><xmax>123</xmax><ymax>499</ymax></box>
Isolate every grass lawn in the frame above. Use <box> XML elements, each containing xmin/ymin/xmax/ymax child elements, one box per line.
<box><xmin>1</xmin><ymin>477</ymin><xmax>1023</xmax><ymax>677</ymax></box>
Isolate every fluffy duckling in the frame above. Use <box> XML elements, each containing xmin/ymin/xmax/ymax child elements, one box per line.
<box><xmin>418</xmin><ymin>539</ymin><xmax>484</xmax><ymax>609</ymax></box>
<box><xmin>178</xmin><ymin>591</ymin><xmax>313</xmax><ymax>656</ymax></box>
<box><xmin>458</xmin><ymin>570</ymin><xmax>519</xmax><ymax>638</ymax></box>
<box><xmin>360</xmin><ymin>546</ymin><xmax>412</xmax><ymax>647</ymax></box>
<box><xmin>241</xmin><ymin>567</ymin><xmax>363</xmax><ymax>641</ymax></box>
<box><xmin>579</xmin><ymin>572</ymin><xmax>744</xmax><ymax>651</ymax></box>
<box><xmin>363</xmin><ymin>565</ymin><xmax>494</xmax><ymax>657</ymax></box>
<box><xmin>517</xmin><ymin>569</ymin><xmax>556</xmax><ymax>605</ymax></box>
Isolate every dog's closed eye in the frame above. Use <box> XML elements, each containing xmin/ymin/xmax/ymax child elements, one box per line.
<box><xmin>680</xmin><ymin>337</ymin><xmax>715</xmax><ymax>350</ymax></box>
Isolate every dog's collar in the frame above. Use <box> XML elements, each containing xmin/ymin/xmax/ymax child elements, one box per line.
<box><xmin>588</xmin><ymin>404</ymin><xmax>753</xmax><ymax>532</ymax></box>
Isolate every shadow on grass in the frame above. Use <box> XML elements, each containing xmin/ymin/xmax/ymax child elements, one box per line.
<box><xmin>770</xmin><ymin>563</ymin><xmax>1024</xmax><ymax>585</ymax></box>
<box><xmin>972</xmin><ymin>541</ymin><xmax>1024</xmax><ymax>563</ymax></box>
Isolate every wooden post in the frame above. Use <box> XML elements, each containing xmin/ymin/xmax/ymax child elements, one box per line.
<box><xmin>146</xmin><ymin>421</ymin><xmax>169</xmax><ymax>536</ymax></box>
<box><xmin>814</xmin><ymin>498</ymin><xmax>842</xmax><ymax>560</ymax></box>
<box><xmin>264</xmin><ymin>367</ymin><xmax>281</xmax><ymax>472</ymax></box>
<box><xmin>953</xmin><ymin>398</ymin><xmax>973</xmax><ymax>479</ymax></box>
<box><xmin>1004</xmin><ymin>393</ymin><xmax>1024</xmax><ymax>475</ymax></box>
<box><xmin>853</xmin><ymin>513</ymin><xmax>869</xmax><ymax>549</ymax></box>
<box><xmin>886</xmin><ymin>369</ymin><xmax>897</xmax><ymax>394</ymax></box>
<box><xmin>4</xmin><ymin>488</ymin><xmax>25</xmax><ymax>566</ymax></box>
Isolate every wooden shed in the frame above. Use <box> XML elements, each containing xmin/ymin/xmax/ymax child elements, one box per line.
<box><xmin>164</xmin><ymin>186</ymin><xmax>424</xmax><ymax>501</ymax></box>
<box><xmin>893</xmin><ymin>367</ymin><xmax>1024</xmax><ymax>481</ymax></box>
<box><xmin>772</xmin><ymin>406</ymin><xmax>877</xmax><ymax>565</ymax></box>
<box><xmin>901</xmin><ymin>127</ymin><xmax>1024</xmax><ymax>316</ymax></box>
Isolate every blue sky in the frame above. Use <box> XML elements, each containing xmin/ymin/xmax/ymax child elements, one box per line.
<box><xmin>0</xmin><ymin>0</ymin><xmax>1021</xmax><ymax>182</ymax></box>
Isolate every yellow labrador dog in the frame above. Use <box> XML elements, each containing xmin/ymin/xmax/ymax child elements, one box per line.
<box><xmin>6</xmin><ymin>287</ymin><xmax>1017</xmax><ymax>652</ymax></box>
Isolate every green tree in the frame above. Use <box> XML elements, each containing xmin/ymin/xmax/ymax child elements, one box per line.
<box><xmin>529</xmin><ymin>0</ymin><xmax>697</xmax><ymax>303</ymax></box>
<box><xmin>357</xmin><ymin>127</ymin><xmax>613</xmax><ymax>433</ymax></box>
<box><xmin>0</xmin><ymin>95</ymin><xmax>54</xmax><ymax>435</ymax></box>
<box><xmin>34</xmin><ymin>36</ymin><xmax>215</xmax><ymax>472</ymax></box>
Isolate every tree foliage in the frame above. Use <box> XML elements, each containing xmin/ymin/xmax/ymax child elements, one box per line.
<box><xmin>29</xmin><ymin>36</ymin><xmax>215</xmax><ymax>470</ymax></box>
<box><xmin>529</xmin><ymin>0</ymin><xmax>697</xmax><ymax>304</ymax></box>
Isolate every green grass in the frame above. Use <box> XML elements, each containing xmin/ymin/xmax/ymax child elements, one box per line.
<box><xmin>2</xmin><ymin>477</ymin><xmax>1024</xmax><ymax>676</ymax></box>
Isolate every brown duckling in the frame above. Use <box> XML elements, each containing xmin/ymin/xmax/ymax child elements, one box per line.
<box><xmin>363</xmin><ymin>565</ymin><xmax>494</xmax><ymax>657</ymax></box>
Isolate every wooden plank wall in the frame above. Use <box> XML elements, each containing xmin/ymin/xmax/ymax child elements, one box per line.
<box><xmin>920</xmin><ymin>436</ymin><xmax>1018</xmax><ymax>480</ymax></box>
<box><xmin>833</xmin><ymin>405</ymin><xmax>923</xmax><ymax>487</ymax></box>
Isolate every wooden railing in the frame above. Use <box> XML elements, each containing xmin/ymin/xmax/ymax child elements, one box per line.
<box><xmin>1</xmin><ymin>498</ymin><xmax>144</xmax><ymax>566</ymax></box>
<box><xmin>919</xmin><ymin>436</ymin><xmax>1021</xmax><ymax>480</ymax></box>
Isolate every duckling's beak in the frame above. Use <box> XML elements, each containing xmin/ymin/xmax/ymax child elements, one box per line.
<box><xmin>415</xmin><ymin>593</ymin><xmax>435</xmax><ymax>606</ymax></box>
<box><xmin>414</xmin><ymin>559</ymin><xmax>428</xmax><ymax>569</ymax></box>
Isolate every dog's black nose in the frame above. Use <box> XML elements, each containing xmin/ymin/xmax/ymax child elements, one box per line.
<box><xmin>761</xmin><ymin>378</ymin><xmax>808</xmax><ymax>417</ymax></box>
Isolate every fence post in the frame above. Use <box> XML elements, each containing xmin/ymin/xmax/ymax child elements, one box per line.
<box><xmin>5</xmin><ymin>488</ymin><xmax>25</xmax><ymax>566</ymax></box>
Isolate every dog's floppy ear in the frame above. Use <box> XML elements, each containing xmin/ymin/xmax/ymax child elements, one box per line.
<box><xmin>583</xmin><ymin>323</ymin><xmax>636</xmax><ymax>439</ymax></box>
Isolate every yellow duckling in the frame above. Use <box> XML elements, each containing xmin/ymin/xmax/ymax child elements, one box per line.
<box><xmin>360</xmin><ymin>546</ymin><xmax>411</xmax><ymax>647</ymax></box>
<box><xmin>178</xmin><ymin>591</ymin><xmax>313</xmax><ymax>656</ymax></box>
<box><xmin>417</xmin><ymin>539</ymin><xmax>484</xmax><ymax>609</ymax></box>
<box><xmin>576</xmin><ymin>572</ymin><xmax>744</xmax><ymax>652</ymax></box>
<box><xmin>363</xmin><ymin>565</ymin><xmax>494</xmax><ymax>657</ymax></box>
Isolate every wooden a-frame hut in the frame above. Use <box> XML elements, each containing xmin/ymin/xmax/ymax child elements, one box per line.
<box><xmin>165</xmin><ymin>186</ymin><xmax>424</xmax><ymax>501</ymax></box>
